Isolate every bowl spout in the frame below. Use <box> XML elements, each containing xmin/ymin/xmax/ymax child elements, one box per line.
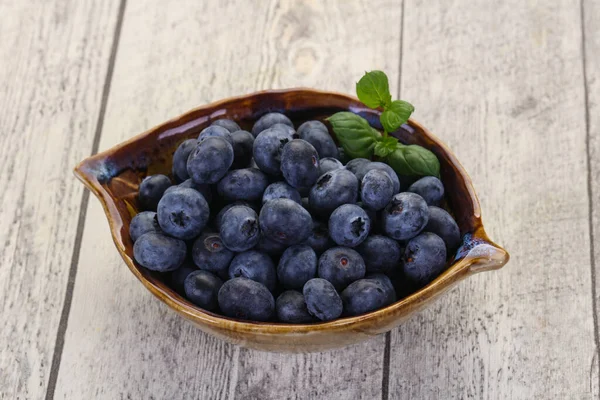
<box><xmin>455</xmin><ymin>228</ymin><xmax>509</xmax><ymax>275</ymax></box>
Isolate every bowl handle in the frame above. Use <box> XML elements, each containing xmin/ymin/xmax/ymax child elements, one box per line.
<box><xmin>455</xmin><ymin>228</ymin><xmax>510</xmax><ymax>275</ymax></box>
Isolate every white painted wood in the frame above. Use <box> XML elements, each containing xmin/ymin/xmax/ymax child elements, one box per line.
<box><xmin>0</xmin><ymin>1</ymin><xmax>120</xmax><ymax>399</ymax></box>
<box><xmin>54</xmin><ymin>0</ymin><xmax>401</xmax><ymax>398</ymax></box>
<box><xmin>387</xmin><ymin>1</ymin><xmax>597</xmax><ymax>399</ymax></box>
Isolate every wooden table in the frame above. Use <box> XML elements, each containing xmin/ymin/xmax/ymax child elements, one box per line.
<box><xmin>2</xmin><ymin>0</ymin><xmax>598</xmax><ymax>398</ymax></box>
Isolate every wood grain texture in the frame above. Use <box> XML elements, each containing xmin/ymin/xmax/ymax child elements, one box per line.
<box><xmin>0</xmin><ymin>1</ymin><xmax>120</xmax><ymax>399</ymax></box>
<box><xmin>584</xmin><ymin>0</ymin><xmax>600</xmax><ymax>396</ymax></box>
<box><xmin>387</xmin><ymin>1</ymin><xmax>598</xmax><ymax>399</ymax></box>
<box><xmin>55</xmin><ymin>0</ymin><xmax>401</xmax><ymax>398</ymax></box>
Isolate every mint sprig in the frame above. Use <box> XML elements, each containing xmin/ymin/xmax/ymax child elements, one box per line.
<box><xmin>328</xmin><ymin>70</ymin><xmax>440</xmax><ymax>178</ymax></box>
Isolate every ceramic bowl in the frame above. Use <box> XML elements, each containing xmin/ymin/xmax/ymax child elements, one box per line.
<box><xmin>74</xmin><ymin>89</ymin><xmax>509</xmax><ymax>352</ymax></box>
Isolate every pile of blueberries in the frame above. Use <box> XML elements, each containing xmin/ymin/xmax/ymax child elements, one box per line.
<box><xmin>130</xmin><ymin>112</ymin><xmax>460</xmax><ymax>323</ymax></box>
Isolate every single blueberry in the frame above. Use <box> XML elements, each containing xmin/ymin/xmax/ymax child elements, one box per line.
<box><xmin>403</xmin><ymin>232</ymin><xmax>447</xmax><ymax>286</ymax></box>
<box><xmin>270</xmin><ymin>123</ymin><xmax>296</xmax><ymax>137</ymax></box>
<box><xmin>309</xmin><ymin>169</ymin><xmax>359</xmax><ymax>217</ymax></box>
<box><xmin>133</xmin><ymin>232</ymin><xmax>187</xmax><ymax>272</ymax></box>
<box><xmin>130</xmin><ymin>211</ymin><xmax>161</xmax><ymax>242</ymax></box>
<box><xmin>344</xmin><ymin>158</ymin><xmax>370</xmax><ymax>174</ymax></box>
<box><xmin>303</xmin><ymin>278</ymin><xmax>343</xmax><ymax>321</ymax></box>
<box><xmin>318</xmin><ymin>246</ymin><xmax>366</xmax><ymax>291</ymax></box>
<box><xmin>276</xmin><ymin>291</ymin><xmax>314</xmax><ymax>323</ymax></box>
<box><xmin>424</xmin><ymin>206</ymin><xmax>461</xmax><ymax>250</ymax></box>
<box><xmin>228</xmin><ymin>250</ymin><xmax>276</xmax><ymax>292</ymax></box>
<box><xmin>252</xmin><ymin>127</ymin><xmax>294</xmax><ymax>175</ymax></box>
<box><xmin>319</xmin><ymin>157</ymin><xmax>343</xmax><ymax>176</ymax></box>
<box><xmin>218</xmin><ymin>277</ymin><xmax>275</xmax><ymax>321</ymax></box>
<box><xmin>297</xmin><ymin>120</ymin><xmax>328</xmax><ymax>136</ymax></box>
<box><xmin>254</xmin><ymin>234</ymin><xmax>288</xmax><ymax>257</ymax></box>
<box><xmin>302</xmin><ymin>220</ymin><xmax>333</xmax><ymax>255</ymax></box>
<box><xmin>187</xmin><ymin>136</ymin><xmax>234</xmax><ymax>184</ymax></box>
<box><xmin>157</xmin><ymin>187</ymin><xmax>209</xmax><ymax>240</ymax></box>
<box><xmin>280</xmin><ymin>139</ymin><xmax>320</xmax><ymax>189</ymax></box>
<box><xmin>219</xmin><ymin>205</ymin><xmax>261</xmax><ymax>252</ymax></box>
<box><xmin>341</xmin><ymin>278</ymin><xmax>393</xmax><ymax>317</ymax></box>
<box><xmin>357</xmin><ymin>235</ymin><xmax>402</xmax><ymax>274</ymax></box>
<box><xmin>198</xmin><ymin>125</ymin><xmax>234</xmax><ymax>145</ymax></box>
<box><xmin>211</xmin><ymin>118</ymin><xmax>241</xmax><ymax>133</ymax></box>
<box><xmin>365</xmin><ymin>273</ymin><xmax>397</xmax><ymax>305</ymax></box>
<box><xmin>217</xmin><ymin>168</ymin><xmax>269</xmax><ymax>202</ymax></box>
<box><xmin>328</xmin><ymin>204</ymin><xmax>371</xmax><ymax>247</ymax></box>
<box><xmin>361</xmin><ymin>169</ymin><xmax>394</xmax><ymax>211</ymax></box>
<box><xmin>167</xmin><ymin>261</ymin><xmax>197</xmax><ymax>295</ymax></box>
<box><xmin>164</xmin><ymin>179</ymin><xmax>212</xmax><ymax>204</ymax></box>
<box><xmin>138</xmin><ymin>174</ymin><xmax>172</xmax><ymax>211</ymax></box>
<box><xmin>262</xmin><ymin>181</ymin><xmax>302</xmax><ymax>205</ymax></box>
<box><xmin>382</xmin><ymin>192</ymin><xmax>429</xmax><ymax>240</ymax></box>
<box><xmin>277</xmin><ymin>245</ymin><xmax>317</xmax><ymax>290</ymax></box>
<box><xmin>259</xmin><ymin>198</ymin><xmax>312</xmax><ymax>245</ymax></box>
<box><xmin>231</xmin><ymin>130</ymin><xmax>255</xmax><ymax>169</ymax></box>
<box><xmin>213</xmin><ymin>201</ymin><xmax>253</xmax><ymax>232</ymax></box>
<box><xmin>355</xmin><ymin>162</ymin><xmax>400</xmax><ymax>193</ymax></box>
<box><xmin>172</xmin><ymin>139</ymin><xmax>197</xmax><ymax>182</ymax></box>
<box><xmin>191</xmin><ymin>232</ymin><xmax>235</xmax><ymax>276</ymax></box>
<box><xmin>298</xmin><ymin>126</ymin><xmax>338</xmax><ymax>159</ymax></box>
<box><xmin>184</xmin><ymin>270</ymin><xmax>224</xmax><ymax>311</ymax></box>
<box><xmin>408</xmin><ymin>176</ymin><xmax>445</xmax><ymax>206</ymax></box>
<box><xmin>251</xmin><ymin>112</ymin><xmax>294</xmax><ymax>137</ymax></box>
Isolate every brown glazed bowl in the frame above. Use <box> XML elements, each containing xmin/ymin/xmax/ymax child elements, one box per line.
<box><xmin>74</xmin><ymin>89</ymin><xmax>509</xmax><ymax>352</ymax></box>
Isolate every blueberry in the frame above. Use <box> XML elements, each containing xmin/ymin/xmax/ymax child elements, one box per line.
<box><xmin>198</xmin><ymin>125</ymin><xmax>234</xmax><ymax>145</ymax></box>
<box><xmin>164</xmin><ymin>179</ymin><xmax>212</xmax><ymax>204</ymax></box>
<box><xmin>319</xmin><ymin>157</ymin><xmax>343</xmax><ymax>176</ymax></box>
<box><xmin>252</xmin><ymin>127</ymin><xmax>294</xmax><ymax>175</ymax></box>
<box><xmin>191</xmin><ymin>232</ymin><xmax>234</xmax><ymax>276</ymax></box>
<box><xmin>344</xmin><ymin>158</ymin><xmax>370</xmax><ymax>174</ymax></box>
<box><xmin>219</xmin><ymin>205</ymin><xmax>260</xmax><ymax>252</ymax></box>
<box><xmin>167</xmin><ymin>261</ymin><xmax>197</xmax><ymax>295</ymax></box>
<box><xmin>424</xmin><ymin>206</ymin><xmax>461</xmax><ymax>250</ymax></box>
<box><xmin>184</xmin><ymin>270</ymin><xmax>223</xmax><ymax>311</ymax></box>
<box><xmin>218</xmin><ymin>277</ymin><xmax>275</xmax><ymax>321</ymax></box>
<box><xmin>172</xmin><ymin>139</ymin><xmax>197</xmax><ymax>182</ymax></box>
<box><xmin>341</xmin><ymin>278</ymin><xmax>393</xmax><ymax>316</ymax></box>
<box><xmin>217</xmin><ymin>168</ymin><xmax>269</xmax><ymax>202</ymax></box>
<box><xmin>276</xmin><ymin>291</ymin><xmax>314</xmax><ymax>323</ymax></box>
<box><xmin>365</xmin><ymin>273</ymin><xmax>397</xmax><ymax>305</ymax></box>
<box><xmin>309</xmin><ymin>169</ymin><xmax>358</xmax><ymax>216</ymax></box>
<box><xmin>361</xmin><ymin>169</ymin><xmax>394</xmax><ymax>211</ymax></box>
<box><xmin>187</xmin><ymin>137</ymin><xmax>234</xmax><ymax>184</ymax></box>
<box><xmin>303</xmin><ymin>278</ymin><xmax>343</xmax><ymax>321</ymax></box>
<box><xmin>259</xmin><ymin>198</ymin><xmax>312</xmax><ymax>245</ymax></box>
<box><xmin>355</xmin><ymin>162</ymin><xmax>400</xmax><ymax>193</ymax></box>
<box><xmin>318</xmin><ymin>246</ymin><xmax>365</xmax><ymax>291</ymax></box>
<box><xmin>328</xmin><ymin>204</ymin><xmax>370</xmax><ymax>247</ymax></box>
<box><xmin>252</xmin><ymin>112</ymin><xmax>294</xmax><ymax>137</ymax></box>
<box><xmin>270</xmin><ymin>123</ymin><xmax>296</xmax><ymax>136</ymax></box>
<box><xmin>403</xmin><ymin>232</ymin><xmax>447</xmax><ymax>286</ymax></box>
<box><xmin>254</xmin><ymin>234</ymin><xmax>288</xmax><ymax>256</ymax></box>
<box><xmin>262</xmin><ymin>182</ymin><xmax>302</xmax><ymax>205</ymax></box>
<box><xmin>133</xmin><ymin>232</ymin><xmax>186</xmax><ymax>272</ymax></box>
<box><xmin>280</xmin><ymin>139</ymin><xmax>320</xmax><ymax>189</ymax></box>
<box><xmin>357</xmin><ymin>235</ymin><xmax>402</xmax><ymax>274</ymax></box>
<box><xmin>297</xmin><ymin>120</ymin><xmax>328</xmax><ymax>136</ymax></box>
<box><xmin>228</xmin><ymin>250</ymin><xmax>276</xmax><ymax>292</ymax></box>
<box><xmin>302</xmin><ymin>220</ymin><xmax>333</xmax><ymax>255</ymax></box>
<box><xmin>298</xmin><ymin>126</ymin><xmax>338</xmax><ymax>159</ymax></box>
<box><xmin>382</xmin><ymin>192</ymin><xmax>429</xmax><ymax>240</ymax></box>
<box><xmin>407</xmin><ymin>176</ymin><xmax>445</xmax><ymax>206</ymax></box>
<box><xmin>130</xmin><ymin>211</ymin><xmax>161</xmax><ymax>242</ymax></box>
<box><xmin>231</xmin><ymin>130</ymin><xmax>255</xmax><ymax>169</ymax></box>
<box><xmin>157</xmin><ymin>187</ymin><xmax>209</xmax><ymax>240</ymax></box>
<box><xmin>358</xmin><ymin>202</ymin><xmax>379</xmax><ymax>233</ymax></box>
<box><xmin>213</xmin><ymin>201</ymin><xmax>253</xmax><ymax>232</ymax></box>
<box><xmin>138</xmin><ymin>174</ymin><xmax>172</xmax><ymax>211</ymax></box>
<box><xmin>211</xmin><ymin>118</ymin><xmax>241</xmax><ymax>133</ymax></box>
<box><xmin>277</xmin><ymin>245</ymin><xmax>317</xmax><ymax>290</ymax></box>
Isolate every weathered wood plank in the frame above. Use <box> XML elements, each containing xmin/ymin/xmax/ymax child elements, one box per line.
<box><xmin>387</xmin><ymin>1</ymin><xmax>597</xmax><ymax>399</ymax></box>
<box><xmin>0</xmin><ymin>1</ymin><xmax>121</xmax><ymax>399</ymax></box>
<box><xmin>54</xmin><ymin>0</ymin><xmax>401</xmax><ymax>398</ymax></box>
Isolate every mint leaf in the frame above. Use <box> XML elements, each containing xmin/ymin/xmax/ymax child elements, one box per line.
<box><xmin>356</xmin><ymin>71</ymin><xmax>392</xmax><ymax>109</ymax></box>
<box><xmin>388</xmin><ymin>100</ymin><xmax>414</xmax><ymax>121</ymax></box>
<box><xmin>327</xmin><ymin>112</ymin><xmax>381</xmax><ymax>159</ymax></box>
<box><xmin>386</xmin><ymin>144</ymin><xmax>440</xmax><ymax>178</ymax></box>
<box><xmin>374</xmin><ymin>136</ymin><xmax>397</xmax><ymax>157</ymax></box>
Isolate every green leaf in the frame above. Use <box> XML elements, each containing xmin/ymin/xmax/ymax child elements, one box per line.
<box><xmin>386</xmin><ymin>144</ymin><xmax>440</xmax><ymax>178</ymax></box>
<box><xmin>327</xmin><ymin>112</ymin><xmax>381</xmax><ymax>159</ymax></box>
<box><xmin>387</xmin><ymin>100</ymin><xmax>414</xmax><ymax>121</ymax></box>
<box><xmin>380</xmin><ymin>110</ymin><xmax>403</xmax><ymax>133</ymax></box>
<box><xmin>373</xmin><ymin>136</ymin><xmax>398</xmax><ymax>157</ymax></box>
<box><xmin>356</xmin><ymin>71</ymin><xmax>392</xmax><ymax>109</ymax></box>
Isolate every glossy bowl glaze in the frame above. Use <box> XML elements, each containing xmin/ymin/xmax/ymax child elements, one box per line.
<box><xmin>74</xmin><ymin>89</ymin><xmax>509</xmax><ymax>352</ymax></box>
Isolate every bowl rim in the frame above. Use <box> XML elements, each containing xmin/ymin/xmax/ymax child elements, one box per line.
<box><xmin>74</xmin><ymin>88</ymin><xmax>509</xmax><ymax>334</ymax></box>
